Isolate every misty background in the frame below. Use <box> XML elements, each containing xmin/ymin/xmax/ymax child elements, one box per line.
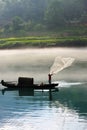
<box><xmin>0</xmin><ymin>0</ymin><xmax>87</xmax><ymax>36</ymax></box>
<box><xmin>0</xmin><ymin>48</ymin><xmax>87</xmax><ymax>82</ymax></box>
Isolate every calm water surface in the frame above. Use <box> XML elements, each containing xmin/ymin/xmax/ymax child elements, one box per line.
<box><xmin>0</xmin><ymin>48</ymin><xmax>87</xmax><ymax>130</ymax></box>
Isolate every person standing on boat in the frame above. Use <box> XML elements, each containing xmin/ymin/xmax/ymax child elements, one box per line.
<box><xmin>48</xmin><ymin>74</ymin><xmax>53</xmax><ymax>84</ymax></box>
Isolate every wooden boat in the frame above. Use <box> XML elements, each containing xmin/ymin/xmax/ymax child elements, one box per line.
<box><xmin>1</xmin><ymin>77</ymin><xmax>59</xmax><ymax>99</ymax></box>
<box><xmin>1</xmin><ymin>77</ymin><xmax>58</xmax><ymax>90</ymax></box>
<box><xmin>1</xmin><ymin>80</ymin><xmax>58</xmax><ymax>90</ymax></box>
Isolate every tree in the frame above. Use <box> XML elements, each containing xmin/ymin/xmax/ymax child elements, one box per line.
<box><xmin>45</xmin><ymin>0</ymin><xmax>66</xmax><ymax>29</ymax></box>
<box><xmin>0</xmin><ymin>0</ymin><xmax>87</xmax><ymax>33</ymax></box>
<box><xmin>63</xmin><ymin>0</ymin><xmax>84</xmax><ymax>22</ymax></box>
<box><xmin>12</xmin><ymin>16</ymin><xmax>23</xmax><ymax>31</ymax></box>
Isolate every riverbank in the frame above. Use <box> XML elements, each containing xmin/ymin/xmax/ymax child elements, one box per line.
<box><xmin>0</xmin><ymin>36</ymin><xmax>87</xmax><ymax>49</ymax></box>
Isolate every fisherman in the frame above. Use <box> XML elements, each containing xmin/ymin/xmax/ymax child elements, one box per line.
<box><xmin>40</xmin><ymin>82</ymin><xmax>43</xmax><ymax>86</ymax></box>
<box><xmin>48</xmin><ymin>74</ymin><xmax>53</xmax><ymax>84</ymax></box>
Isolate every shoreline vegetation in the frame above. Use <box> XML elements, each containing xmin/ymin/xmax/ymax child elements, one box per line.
<box><xmin>0</xmin><ymin>36</ymin><xmax>87</xmax><ymax>49</ymax></box>
<box><xmin>0</xmin><ymin>34</ymin><xmax>87</xmax><ymax>49</ymax></box>
<box><xmin>0</xmin><ymin>26</ymin><xmax>87</xmax><ymax>49</ymax></box>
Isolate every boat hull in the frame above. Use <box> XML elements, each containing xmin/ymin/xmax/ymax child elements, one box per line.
<box><xmin>1</xmin><ymin>80</ymin><xmax>58</xmax><ymax>90</ymax></box>
<box><xmin>1</xmin><ymin>79</ymin><xmax>59</xmax><ymax>98</ymax></box>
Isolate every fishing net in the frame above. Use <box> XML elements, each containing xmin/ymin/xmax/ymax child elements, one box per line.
<box><xmin>50</xmin><ymin>56</ymin><xmax>75</xmax><ymax>75</ymax></box>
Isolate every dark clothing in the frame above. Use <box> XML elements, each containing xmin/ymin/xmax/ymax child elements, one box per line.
<box><xmin>48</xmin><ymin>74</ymin><xmax>52</xmax><ymax>84</ymax></box>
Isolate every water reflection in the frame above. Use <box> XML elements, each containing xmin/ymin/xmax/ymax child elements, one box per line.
<box><xmin>0</xmin><ymin>48</ymin><xmax>87</xmax><ymax>130</ymax></box>
<box><xmin>53</xmin><ymin>83</ymin><xmax>87</xmax><ymax>118</ymax></box>
<box><xmin>0</xmin><ymin>82</ymin><xmax>87</xmax><ymax>130</ymax></box>
<box><xmin>0</xmin><ymin>99</ymin><xmax>87</xmax><ymax>130</ymax></box>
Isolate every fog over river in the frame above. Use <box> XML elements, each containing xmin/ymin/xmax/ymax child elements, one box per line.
<box><xmin>0</xmin><ymin>48</ymin><xmax>87</xmax><ymax>82</ymax></box>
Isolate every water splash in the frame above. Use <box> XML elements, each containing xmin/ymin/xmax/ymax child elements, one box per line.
<box><xmin>53</xmin><ymin>81</ymin><xmax>86</xmax><ymax>88</ymax></box>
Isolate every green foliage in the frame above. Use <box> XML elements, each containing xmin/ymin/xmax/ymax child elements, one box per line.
<box><xmin>45</xmin><ymin>0</ymin><xmax>66</xmax><ymax>28</ymax></box>
<box><xmin>0</xmin><ymin>36</ymin><xmax>87</xmax><ymax>49</ymax></box>
<box><xmin>33</xmin><ymin>24</ymin><xmax>46</xmax><ymax>31</ymax></box>
<box><xmin>12</xmin><ymin>16</ymin><xmax>24</xmax><ymax>31</ymax></box>
<box><xmin>0</xmin><ymin>0</ymin><xmax>87</xmax><ymax>34</ymax></box>
<box><xmin>80</xmin><ymin>13</ymin><xmax>87</xmax><ymax>23</ymax></box>
<box><xmin>0</xmin><ymin>0</ymin><xmax>87</xmax><ymax>49</ymax></box>
<box><xmin>24</xmin><ymin>21</ymin><xmax>34</xmax><ymax>31</ymax></box>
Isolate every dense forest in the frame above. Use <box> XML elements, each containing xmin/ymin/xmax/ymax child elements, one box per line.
<box><xmin>0</xmin><ymin>0</ymin><xmax>87</xmax><ymax>35</ymax></box>
<box><xmin>0</xmin><ymin>0</ymin><xmax>87</xmax><ymax>48</ymax></box>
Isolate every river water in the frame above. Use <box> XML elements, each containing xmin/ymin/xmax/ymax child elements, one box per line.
<box><xmin>0</xmin><ymin>48</ymin><xmax>87</xmax><ymax>130</ymax></box>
